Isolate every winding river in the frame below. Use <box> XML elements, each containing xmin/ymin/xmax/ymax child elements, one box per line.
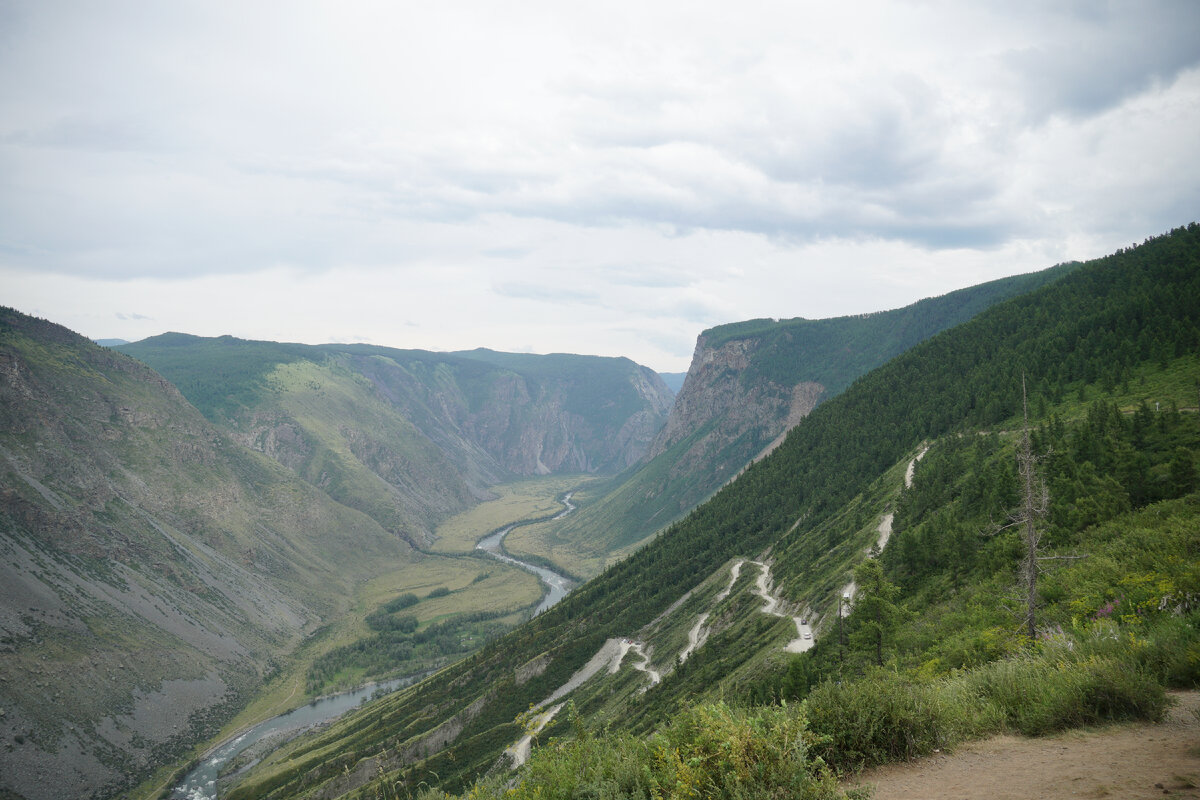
<box><xmin>171</xmin><ymin>674</ymin><xmax>422</xmax><ymax>800</ymax></box>
<box><xmin>475</xmin><ymin>492</ymin><xmax>576</xmax><ymax>615</ymax></box>
<box><xmin>172</xmin><ymin>493</ymin><xmax>578</xmax><ymax>798</ymax></box>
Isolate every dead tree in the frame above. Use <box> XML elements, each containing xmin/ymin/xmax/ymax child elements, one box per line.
<box><xmin>995</xmin><ymin>375</ymin><xmax>1084</xmax><ymax>641</ymax></box>
<box><xmin>1015</xmin><ymin>375</ymin><xmax>1048</xmax><ymax>640</ymax></box>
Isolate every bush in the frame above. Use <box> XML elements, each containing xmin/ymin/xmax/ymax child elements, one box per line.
<box><xmin>385</xmin><ymin>593</ymin><xmax>420</xmax><ymax>611</ymax></box>
<box><xmin>440</xmin><ymin>703</ymin><xmax>862</xmax><ymax>800</ymax></box>
<box><xmin>806</xmin><ymin>669</ymin><xmax>1001</xmax><ymax>770</ymax></box>
<box><xmin>969</xmin><ymin>645</ymin><xmax>1167</xmax><ymax>735</ymax></box>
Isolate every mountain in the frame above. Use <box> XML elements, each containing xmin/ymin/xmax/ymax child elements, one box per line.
<box><xmin>531</xmin><ymin>262</ymin><xmax>1080</xmax><ymax>564</ymax></box>
<box><xmin>655</xmin><ymin>372</ymin><xmax>687</xmax><ymax>394</ymax></box>
<box><xmin>0</xmin><ymin>310</ymin><xmax>414</xmax><ymax>799</ymax></box>
<box><xmin>116</xmin><ymin>337</ymin><xmax>674</xmax><ymax>546</ymax></box>
<box><xmin>222</xmin><ymin>225</ymin><xmax>1199</xmax><ymax>799</ymax></box>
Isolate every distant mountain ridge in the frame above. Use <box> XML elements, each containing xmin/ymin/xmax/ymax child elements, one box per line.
<box><xmin>117</xmin><ymin>337</ymin><xmax>674</xmax><ymax>545</ymax></box>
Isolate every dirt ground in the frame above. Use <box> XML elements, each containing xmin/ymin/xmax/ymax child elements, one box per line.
<box><xmin>847</xmin><ymin>691</ymin><xmax>1200</xmax><ymax>800</ymax></box>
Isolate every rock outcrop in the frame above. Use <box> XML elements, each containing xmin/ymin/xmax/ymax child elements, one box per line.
<box><xmin>647</xmin><ymin>333</ymin><xmax>824</xmax><ymax>467</ymax></box>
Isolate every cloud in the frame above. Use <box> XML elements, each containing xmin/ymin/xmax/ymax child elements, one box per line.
<box><xmin>492</xmin><ymin>282</ymin><xmax>603</xmax><ymax>306</ymax></box>
<box><xmin>998</xmin><ymin>2</ymin><xmax>1200</xmax><ymax>122</ymax></box>
<box><xmin>115</xmin><ymin>312</ymin><xmax>153</xmax><ymax>321</ymax></box>
<box><xmin>1</xmin><ymin>0</ymin><xmax>1197</xmax><ymax>371</ymax></box>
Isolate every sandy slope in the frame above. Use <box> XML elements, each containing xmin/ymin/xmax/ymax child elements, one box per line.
<box><xmin>848</xmin><ymin>691</ymin><xmax>1200</xmax><ymax>800</ymax></box>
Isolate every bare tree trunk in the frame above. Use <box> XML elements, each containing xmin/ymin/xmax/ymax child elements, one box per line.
<box><xmin>1017</xmin><ymin>374</ymin><xmax>1047</xmax><ymax>641</ymax></box>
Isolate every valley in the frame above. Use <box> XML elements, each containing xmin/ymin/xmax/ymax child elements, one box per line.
<box><xmin>214</xmin><ymin>226</ymin><xmax>1200</xmax><ymax>800</ymax></box>
<box><xmin>2</xmin><ymin>225</ymin><xmax>1198</xmax><ymax>800</ymax></box>
<box><xmin>159</xmin><ymin>477</ymin><xmax>591</xmax><ymax>800</ymax></box>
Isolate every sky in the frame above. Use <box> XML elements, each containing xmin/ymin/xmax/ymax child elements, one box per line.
<box><xmin>2</xmin><ymin>1</ymin><xmax>1199</xmax><ymax>372</ymax></box>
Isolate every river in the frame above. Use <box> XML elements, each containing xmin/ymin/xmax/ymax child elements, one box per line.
<box><xmin>171</xmin><ymin>673</ymin><xmax>423</xmax><ymax>800</ymax></box>
<box><xmin>173</xmin><ymin>493</ymin><xmax>578</xmax><ymax>798</ymax></box>
<box><xmin>474</xmin><ymin>492</ymin><xmax>576</xmax><ymax>615</ymax></box>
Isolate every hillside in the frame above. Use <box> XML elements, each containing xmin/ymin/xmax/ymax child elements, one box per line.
<box><xmin>117</xmin><ymin>337</ymin><xmax>673</xmax><ymax>545</ymax></box>
<box><xmin>507</xmin><ymin>262</ymin><xmax>1078</xmax><ymax>572</ymax></box>
<box><xmin>222</xmin><ymin>225</ymin><xmax>1199</xmax><ymax>800</ymax></box>
<box><xmin>0</xmin><ymin>310</ymin><xmax>415</xmax><ymax>799</ymax></box>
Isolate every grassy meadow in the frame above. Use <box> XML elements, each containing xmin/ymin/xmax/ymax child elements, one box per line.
<box><xmin>431</xmin><ymin>474</ymin><xmax>600</xmax><ymax>555</ymax></box>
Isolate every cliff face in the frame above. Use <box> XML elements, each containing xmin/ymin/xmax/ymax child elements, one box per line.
<box><xmin>444</xmin><ymin>350</ymin><xmax>675</xmax><ymax>476</ymax></box>
<box><xmin>647</xmin><ymin>335</ymin><xmax>823</xmax><ymax>467</ymax></box>
<box><xmin>0</xmin><ymin>309</ymin><xmax>409</xmax><ymax>800</ymax></box>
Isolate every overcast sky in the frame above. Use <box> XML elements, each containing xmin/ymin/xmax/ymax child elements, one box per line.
<box><xmin>2</xmin><ymin>1</ymin><xmax>1198</xmax><ymax>371</ymax></box>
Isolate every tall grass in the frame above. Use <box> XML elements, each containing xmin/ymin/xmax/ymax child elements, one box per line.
<box><xmin>422</xmin><ymin>702</ymin><xmax>864</xmax><ymax>800</ymax></box>
<box><xmin>806</xmin><ymin>623</ymin><xmax>1176</xmax><ymax>771</ymax></box>
<box><xmin>968</xmin><ymin>655</ymin><xmax>1165</xmax><ymax>735</ymax></box>
<box><xmin>806</xmin><ymin>670</ymin><xmax>1001</xmax><ymax>770</ymax></box>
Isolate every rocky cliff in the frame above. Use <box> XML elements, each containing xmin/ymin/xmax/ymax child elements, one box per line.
<box><xmin>646</xmin><ymin>333</ymin><xmax>824</xmax><ymax>467</ymax></box>
<box><xmin>539</xmin><ymin>262</ymin><xmax>1081</xmax><ymax>559</ymax></box>
<box><xmin>0</xmin><ymin>309</ymin><xmax>410</xmax><ymax>800</ymax></box>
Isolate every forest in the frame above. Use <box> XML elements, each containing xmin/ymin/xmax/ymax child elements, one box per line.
<box><xmin>224</xmin><ymin>225</ymin><xmax>1200</xmax><ymax>800</ymax></box>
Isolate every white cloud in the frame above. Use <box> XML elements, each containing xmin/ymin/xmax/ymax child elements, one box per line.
<box><xmin>1</xmin><ymin>0</ymin><xmax>1198</xmax><ymax>371</ymax></box>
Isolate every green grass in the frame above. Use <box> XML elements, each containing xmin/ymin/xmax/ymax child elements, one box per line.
<box><xmin>805</xmin><ymin>622</ymin><xmax>1176</xmax><ymax>773</ymax></box>
<box><xmin>430</xmin><ymin>476</ymin><xmax>593</xmax><ymax>555</ymax></box>
<box><xmin>421</xmin><ymin>702</ymin><xmax>862</xmax><ymax>800</ymax></box>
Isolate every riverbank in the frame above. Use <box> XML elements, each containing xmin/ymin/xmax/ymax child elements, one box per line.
<box><xmin>475</xmin><ymin>492</ymin><xmax>579</xmax><ymax>615</ymax></box>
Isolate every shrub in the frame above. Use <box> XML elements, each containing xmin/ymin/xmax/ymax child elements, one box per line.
<box><xmin>968</xmin><ymin>644</ymin><xmax>1167</xmax><ymax>736</ymax></box>
<box><xmin>440</xmin><ymin>703</ymin><xmax>862</xmax><ymax>800</ymax></box>
<box><xmin>806</xmin><ymin>668</ymin><xmax>1000</xmax><ymax>770</ymax></box>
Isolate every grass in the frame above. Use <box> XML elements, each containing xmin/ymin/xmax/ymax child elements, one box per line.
<box><xmin>804</xmin><ymin>624</ymin><xmax>1176</xmax><ymax>773</ymax></box>
<box><xmin>430</xmin><ymin>475</ymin><xmax>596</xmax><ymax>555</ymax></box>
<box><xmin>421</xmin><ymin>702</ymin><xmax>863</xmax><ymax>800</ymax></box>
<box><xmin>503</xmin><ymin>514</ymin><xmax>612</xmax><ymax>579</ymax></box>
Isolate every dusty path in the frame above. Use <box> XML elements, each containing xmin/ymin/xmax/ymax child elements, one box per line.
<box><xmin>679</xmin><ymin>614</ymin><xmax>709</xmax><ymax>664</ymax></box>
<box><xmin>748</xmin><ymin>560</ymin><xmax>812</xmax><ymax>653</ymax></box>
<box><xmin>506</xmin><ymin>635</ymin><xmax>662</xmax><ymax>767</ymax></box>
<box><xmin>904</xmin><ymin>445</ymin><xmax>929</xmax><ymax>490</ymax></box>
<box><xmin>680</xmin><ymin>559</ymin><xmax>743</xmax><ymax>665</ymax></box>
<box><xmin>841</xmin><ymin>446</ymin><xmax>928</xmax><ymax>609</ymax></box>
<box><xmin>615</xmin><ymin>639</ymin><xmax>661</xmax><ymax>686</ymax></box>
<box><xmin>848</xmin><ymin>691</ymin><xmax>1200</xmax><ymax>800</ymax></box>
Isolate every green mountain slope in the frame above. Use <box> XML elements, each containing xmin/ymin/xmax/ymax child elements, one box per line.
<box><xmin>117</xmin><ymin>338</ymin><xmax>674</xmax><ymax>545</ymax></box>
<box><xmin>225</xmin><ymin>224</ymin><xmax>1199</xmax><ymax>799</ymax></box>
<box><xmin>0</xmin><ymin>310</ymin><xmax>414</xmax><ymax>800</ymax></box>
<box><xmin>519</xmin><ymin>262</ymin><xmax>1079</xmax><ymax>568</ymax></box>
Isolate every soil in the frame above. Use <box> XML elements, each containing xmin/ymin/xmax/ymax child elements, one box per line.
<box><xmin>847</xmin><ymin>691</ymin><xmax>1200</xmax><ymax>800</ymax></box>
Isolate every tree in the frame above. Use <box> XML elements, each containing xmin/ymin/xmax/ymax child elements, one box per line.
<box><xmin>1015</xmin><ymin>375</ymin><xmax>1049</xmax><ymax>640</ymax></box>
<box><xmin>847</xmin><ymin>559</ymin><xmax>901</xmax><ymax>666</ymax></box>
<box><xmin>1000</xmin><ymin>375</ymin><xmax>1083</xmax><ymax>641</ymax></box>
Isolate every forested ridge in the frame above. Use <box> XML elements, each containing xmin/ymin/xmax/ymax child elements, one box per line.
<box><xmin>540</xmin><ymin>259</ymin><xmax>1079</xmax><ymax>559</ymax></box>
<box><xmin>701</xmin><ymin>258</ymin><xmax>1078</xmax><ymax>397</ymax></box>
<box><xmin>225</xmin><ymin>225</ymin><xmax>1200</xmax><ymax>800</ymax></box>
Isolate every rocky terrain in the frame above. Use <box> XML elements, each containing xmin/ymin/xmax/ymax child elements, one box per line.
<box><xmin>0</xmin><ymin>310</ymin><xmax>421</xmax><ymax>798</ymax></box>
<box><xmin>1</xmin><ymin>311</ymin><xmax>672</xmax><ymax>800</ymax></box>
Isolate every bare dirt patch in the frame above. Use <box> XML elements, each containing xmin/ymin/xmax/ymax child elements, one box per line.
<box><xmin>848</xmin><ymin>691</ymin><xmax>1200</xmax><ymax>800</ymax></box>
